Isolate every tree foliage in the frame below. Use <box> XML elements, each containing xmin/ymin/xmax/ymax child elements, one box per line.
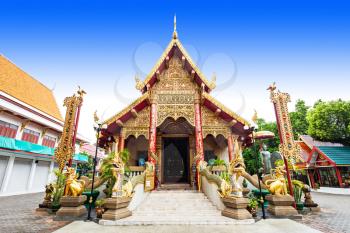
<box><xmin>290</xmin><ymin>99</ymin><xmax>309</xmax><ymax>139</ymax></box>
<box><xmin>243</xmin><ymin>143</ymin><xmax>262</xmax><ymax>175</ymax></box>
<box><xmin>307</xmin><ymin>99</ymin><xmax>350</xmax><ymax>145</ymax></box>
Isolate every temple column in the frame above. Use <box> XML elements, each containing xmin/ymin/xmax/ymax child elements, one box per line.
<box><xmin>194</xmin><ymin>99</ymin><xmax>204</xmax><ymax>162</ymax></box>
<box><xmin>118</xmin><ymin>128</ymin><xmax>125</xmax><ymax>152</ymax></box>
<box><xmin>194</xmin><ymin>99</ymin><xmax>204</xmax><ymax>190</ymax></box>
<box><xmin>227</xmin><ymin>131</ymin><xmax>234</xmax><ymax>162</ymax></box>
<box><xmin>148</xmin><ymin>99</ymin><xmax>157</xmax><ymax>163</ymax></box>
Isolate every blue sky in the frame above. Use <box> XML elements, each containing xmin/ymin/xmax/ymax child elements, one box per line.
<box><xmin>1</xmin><ymin>0</ymin><xmax>349</xmax><ymax>140</ymax></box>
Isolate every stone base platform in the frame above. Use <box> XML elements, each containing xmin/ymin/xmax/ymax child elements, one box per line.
<box><xmin>266</xmin><ymin>195</ymin><xmax>300</xmax><ymax>218</ymax></box>
<box><xmin>100</xmin><ymin>197</ymin><xmax>132</xmax><ymax>222</ymax></box>
<box><xmin>221</xmin><ymin>197</ymin><xmax>252</xmax><ymax>220</ymax></box>
<box><xmin>56</xmin><ymin>196</ymin><xmax>87</xmax><ymax>218</ymax></box>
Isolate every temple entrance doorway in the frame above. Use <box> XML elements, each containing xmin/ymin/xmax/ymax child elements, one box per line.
<box><xmin>162</xmin><ymin>137</ymin><xmax>189</xmax><ymax>184</ymax></box>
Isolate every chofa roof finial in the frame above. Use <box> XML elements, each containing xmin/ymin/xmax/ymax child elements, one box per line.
<box><xmin>173</xmin><ymin>14</ymin><xmax>178</xmax><ymax>39</ymax></box>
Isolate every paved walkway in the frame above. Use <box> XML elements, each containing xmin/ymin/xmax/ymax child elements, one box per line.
<box><xmin>0</xmin><ymin>192</ymin><xmax>70</xmax><ymax>233</ymax></box>
<box><xmin>295</xmin><ymin>192</ymin><xmax>350</xmax><ymax>233</ymax></box>
<box><xmin>0</xmin><ymin>191</ymin><xmax>348</xmax><ymax>233</ymax></box>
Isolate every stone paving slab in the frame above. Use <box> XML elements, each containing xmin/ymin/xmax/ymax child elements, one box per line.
<box><xmin>0</xmin><ymin>192</ymin><xmax>71</xmax><ymax>233</ymax></box>
<box><xmin>294</xmin><ymin>192</ymin><xmax>350</xmax><ymax>233</ymax></box>
<box><xmin>53</xmin><ymin>219</ymin><xmax>321</xmax><ymax>233</ymax></box>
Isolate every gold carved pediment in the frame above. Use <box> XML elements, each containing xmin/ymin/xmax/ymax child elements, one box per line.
<box><xmin>202</xmin><ymin>106</ymin><xmax>229</xmax><ymax>138</ymax></box>
<box><xmin>124</xmin><ymin>106</ymin><xmax>150</xmax><ymax>139</ymax></box>
<box><xmin>153</xmin><ymin>55</ymin><xmax>198</xmax><ymax>127</ymax></box>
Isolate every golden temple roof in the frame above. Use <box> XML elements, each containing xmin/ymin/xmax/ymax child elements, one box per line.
<box><xmin>0</xmin><ymin>55</ymin><xmax>63</xmax><ymax>121</ymax></box>
<box><xmin>103</xmin><ymin>93</ymin><xmax>149</xmax><ymax>125</ymax></box>
<box><xmin>139</xmin><ymin>34</ymin><xmax>215</xmax><ymax>91</ymax></box>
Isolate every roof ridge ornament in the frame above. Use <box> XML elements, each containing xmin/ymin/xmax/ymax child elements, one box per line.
<box><xmin>173</xmin><ymin>14</ymin><xmax>178</xmax><ymax>39</ymax></box>
<box><xmin>135</xmin><ymin>73</ymin><xmax>144</xmax><ymax>91</ymax></box>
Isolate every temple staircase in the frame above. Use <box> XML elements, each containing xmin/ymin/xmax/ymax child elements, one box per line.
<box><xmin>108</xmin><ymin>190</ymin><xmax>254</xmax><ymax>225</ymax></box>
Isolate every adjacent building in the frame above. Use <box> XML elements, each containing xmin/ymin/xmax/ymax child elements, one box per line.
<box><xmin>297</xmin><ymin>135</ymin><xmax>350</xmax><ymax>188</ymax></box>
<box><xmin>0</xmin><ymin>54</ymin><xmax>89</xmax><ymax>196</ymax></box>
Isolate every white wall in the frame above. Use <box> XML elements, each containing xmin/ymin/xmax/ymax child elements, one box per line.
<box><xmin>32</xmin><ymin>160</ymin><xmax>50</xmax><ymax>191</ymax></box>
<box><xmin>6</xmin><ymin>157</ymin><xmax>32</xmax><ymax>194</ymax></box>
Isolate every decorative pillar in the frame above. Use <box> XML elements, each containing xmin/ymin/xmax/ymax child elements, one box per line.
<box><xmin>148</xmin><ymin>100</ymin><xmax>157</xmax><ymax>164</ymax></box>
<box><xmin>227</xmin><ymin>132</ymin><xmax>234</xmax><ymax>162</ymax></box>
<box><xmin>194</xmin><ymin>99</ymin><xmax>204</xmax><ymax>191</ymax></box>
<box><xmin>118</xmin><ymin>128</ymin><xmax>125</xmax><ymax>152</ymax></box>
<box><xmin>156</xmin><ymin>135</ymin><xmax>162</xmax><ymax>186</ymax></box>
<box><xmin>194</xmin><ymin>100</ymin><xmax>204</xmax><ymax>161</ymax></box>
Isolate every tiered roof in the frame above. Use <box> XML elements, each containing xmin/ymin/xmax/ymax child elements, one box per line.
<box><xmin>0</xmin><ymin>55</ymin><xmax>63</xmax><ymax>121</ymax></box>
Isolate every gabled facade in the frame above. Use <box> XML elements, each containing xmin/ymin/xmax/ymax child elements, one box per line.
<box><xmin>100</xmin><ymin>25</ymin><xmax>252</xmax><ymax>187</ymax></box>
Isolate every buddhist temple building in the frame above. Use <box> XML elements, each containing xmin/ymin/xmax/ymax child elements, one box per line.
<box><xmin>0</xmin><ymin>54</ymin><xmax>89</xmax><ymax>196</ymax></box>
<box><xmin>99</xmin><ymin>21</ymin><xmax>253</xmax><ymax>188</ymax></box>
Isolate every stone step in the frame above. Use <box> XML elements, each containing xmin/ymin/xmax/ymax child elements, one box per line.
<box><xmin>99</xmin><ymin>190</ymin><xmax>255</xmax><ymax>225</ymax></box>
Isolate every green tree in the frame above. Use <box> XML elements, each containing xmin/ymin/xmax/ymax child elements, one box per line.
<box><xmin>307</xmin><ymin>99</ymin><xmax>350</xmax><ymax>145</ymax></box>
<box><xmin>243</xmin><ymin>118</ymin><xmax>279</xmax><ymax>175</ymax></box>
<box><xmin>243</xmin><ymin>144</ymin><xmax>262</xmax><ymax>175</ymax></box>
<box><xmin>290</xmin><ymin>99</ymin><xmax>309</xmax><ymax>139</ymax></box>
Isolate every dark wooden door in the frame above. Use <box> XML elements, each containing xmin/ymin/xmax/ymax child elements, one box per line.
<box><xmin>163</xmin><ymin>138</ymin><xmax>189</xmax><ymax>183</ymax></box>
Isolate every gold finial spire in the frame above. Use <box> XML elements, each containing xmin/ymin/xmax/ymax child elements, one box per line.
<box><xmin>173</xmin><ymin>14</ymin><xmax>178</xmax><ymax>39</ymax></box>
<box><xmin>252</xmin><ymin>109</ymin><xmax>258</xmax><ymax>123</ymax></box>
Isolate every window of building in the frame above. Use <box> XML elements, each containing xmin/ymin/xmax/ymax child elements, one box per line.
<box><xmin>42</xmin><ymin>135</ymin><xmax>56</xmax><ymax>148</ymax></box>
<box><xmin>0</xmin><ymin>120</ymin><xmax>18</xmax><ymax>138</ymax></box>
<box><xmin>21</xmin><ymin>128</ymin><xmax>40</xmax><ymax>144</ymax></box>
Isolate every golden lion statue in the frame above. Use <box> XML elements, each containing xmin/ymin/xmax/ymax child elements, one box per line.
<box><xmin>264</xmin><ymin>165</ymin><xmax>288</xmax><ymax>196</ymax></box>
<box><xmin>64</xmin><ymin>167</ymin><xmax>85</xmax><ymax>197</ymax></box>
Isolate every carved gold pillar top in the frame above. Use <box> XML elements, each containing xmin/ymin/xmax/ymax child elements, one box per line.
<box><xmin>268</xmin><ymin>83</ymin><xmax>302</xmax><ymax>163</ymax></box>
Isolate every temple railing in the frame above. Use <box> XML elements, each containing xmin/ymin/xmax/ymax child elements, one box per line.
<box><xmin>209</xmin><ymin>165</ymin><xmax>227</xmax><ymax>177</ymax></box>
<box><xmin>199</xmin><ymin>167</ymin><xmax>226</xmax><ymax>210</ymax></box>
<box><xmin>125</xmin><ymin>166</ymin><xmax>145</xmax><ymax>178</ymax></box>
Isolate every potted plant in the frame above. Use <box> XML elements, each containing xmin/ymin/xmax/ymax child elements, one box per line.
<box><xmin>247</xmin><ymin>197</ymin><xmax>259</xmax><ymax>217</ymax></box>
<box><xmin>293</xmin><ymin>185</ymin><xmax>304</xmax><ymax>211</ymax></box>
<box><xmin>95</xmin><ymin>199</ymin><xmax>105</xmax><ymax>218</ymax></box>
<box><xmin>211</xmin><ymin>159</ymin><xmax>227</xmax><ymax>173</ymax></box>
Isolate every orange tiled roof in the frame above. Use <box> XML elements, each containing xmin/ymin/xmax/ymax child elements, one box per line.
<box><xmin>0</xmin><ymin>55</ymin><xmax>63</xmax><ymax>121</ymax></box>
